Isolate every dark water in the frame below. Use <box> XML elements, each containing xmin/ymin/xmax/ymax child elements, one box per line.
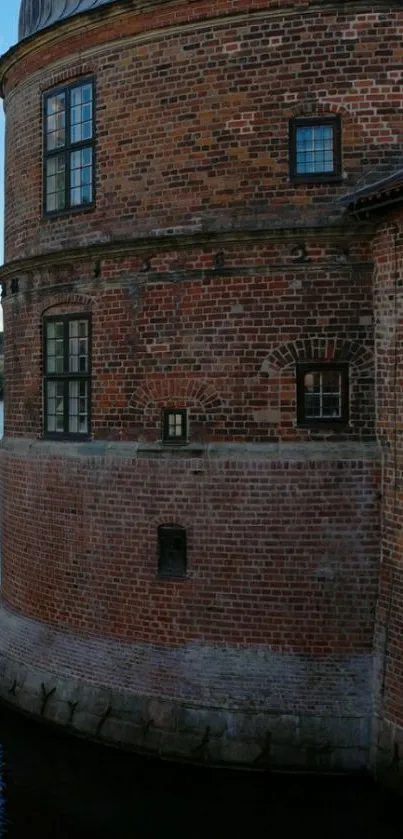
<box><xmin>0</xmin><ymin>705</ymin><xmax>400</xmax><ymax>838</ymax></box>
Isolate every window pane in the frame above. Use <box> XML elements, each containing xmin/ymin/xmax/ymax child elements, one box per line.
<box><xmin>322</xmin><ymin>370</ymin><xmax>341</xmax><ymax>391</ymax></box>
<box><xmin>296</xmin><ymin>124</ymin><xmax>335</xmax><ymax>175</ymax></box>
<box><xmin>302</xmin><ymin>369</ymin><xmax>343</xmax><ymax>419</ymax></box>
<box><xmin>322</xmin><ymin>395</ymin><xmax>341</xmax><ymax>418</ymax></box>
<box><xmin>69</xmin><ymin>379</ymin><xmax>88</xmax><ymax>434</ymax></box>
<box><xmin>46</xmin><ymin>380</ymin><xmax>65</xmax><ymax>433</ymax></box>
<box><xmin>69</xmin><ymin>148</ymin><xmax>93</xmax><ymax>206</ymax></box>
<box><xmin>70</xmin><ymin>83</ymin><xmax>93</xmax><ymax>144</ymax></box>
<box><xmin>322</xmin><ymin>371</ymin><xmax>342</xmax><ymax>417</ymax></box>
<box><xmin>46</xmin><ymin>155</ymin><xmax>66</xmax><ymax>212</ymax></box>
<box><xmin>46</xmin><ymin>321</ymin><xmax>65</xmax><ymax>374</ymax></box>
<box><xmin>69</xmin><ymin>319</ymin><xmax>89</xmax><ymax>373</ymax></box>
<box><xmin>46</xmin><ymin>92</ymin><xmax>66</xmax><ymax>150</ymax></box>
<box><xmin>304</xmin><ymin>394</ymin><xmax>320</xmax><ymax>419</ymax></box>
<box><xmin>168</xmin><ymin>413</ymin><xmax>183</xmax><ymax>437</ymax></box>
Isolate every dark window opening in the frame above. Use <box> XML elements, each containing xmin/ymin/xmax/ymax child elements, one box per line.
<box><xmin>162</xmin><ymin>409</ymin><xmax>187</xmax><ymax>444</ymax></box>
<box><xmin>43</xmin><ymin>314</ymin><xmax>91</xmax><ymax>438</ymax></box>
<box><xmin>44</xmin><ymin>79</ymin><xmax>95</xmax><ymax>214</ymax></box>
<box><xmin>297</xmin><ymin>363</ymin><xmax>349</xmax><ymax>426</ymax></box>
<box><xmin>289</xmin><ymin>116</ymin><xmax>342</xmax><ymax>182</ymax></box>
<box><xmin>158</xmin><ymin>526</ymin><xmax>187</xmax><ymax>578</ymax></box>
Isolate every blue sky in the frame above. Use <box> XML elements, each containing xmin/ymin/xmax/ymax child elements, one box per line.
<box><xmin>0</xmin><ymin>0</ymin><xmax>21</xmax><ymax>326</ymax></box>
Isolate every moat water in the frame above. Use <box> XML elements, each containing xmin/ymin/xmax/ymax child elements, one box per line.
<box><xmin>0</xmin><ymin>705</ymin><xmax>400</xmax><ymax>838</ymax></box>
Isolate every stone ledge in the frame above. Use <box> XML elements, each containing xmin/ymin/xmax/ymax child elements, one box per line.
<box><xmin>371</xmin><ymin>716</ymin><xmax>403</xmax><ymax>791</ymax></box>
<box><xmin>0</xmin><ymin>437</ymin><xmax>381</xmax><ymax>461</ymax></box>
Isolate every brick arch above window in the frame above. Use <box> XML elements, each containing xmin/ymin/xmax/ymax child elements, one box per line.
<box><xmin>261</xmin><ymin>337</ymin><xmax>373</xmax><ymax>376</ymax></box>
<box><xmin>39</xmin><ymin>66</ymin><xmax>95</xmax><ymax>94</ymax></box>
<box><xmin>41</xmin><ymin>293</ymin><xmax>94</xmax><ymax>320</ymax></box>
<box><xmin>129</xmin><ymin>378</ymin><xmax>226</xmax><ymax>414</ymax></box>
<box><xmin>287</xmin><ymin>100</ymin><xmax>353</xmax><ymax>120</ymax></box>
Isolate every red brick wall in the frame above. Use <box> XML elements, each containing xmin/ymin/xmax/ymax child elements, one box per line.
<box><xmin>1</xmin><ymin>440</ymin><xmax>380</xmax><ymax>648</ymax></box>
<box><xmin>2</xmin><ymin>1</ymin><xmax>403</xmax><ymax>261</ymax></box>
<box><xmin>2</xmin><ymin>241</ymin><xmax>374</xmax><ymax>442</ymax></box>
<box><xmin>0</xmin><ymin>0</ymin><xmax>386</xmax><ymax>764</ymax></box>
<box><xmin>372</xmin><ymin>215</ymin><xmax>403</xmax><ymax>781</ymax></box>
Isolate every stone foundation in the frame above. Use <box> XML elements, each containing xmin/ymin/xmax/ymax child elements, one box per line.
<box><xmin>0</xmin><ymin>603</ymin><xmax>372</xmax><ymax>770</ymax></box>
<box><xmin>371</xmin><ymin>716</ymin><xmax>403</xmax><ymax>791</ymax></box>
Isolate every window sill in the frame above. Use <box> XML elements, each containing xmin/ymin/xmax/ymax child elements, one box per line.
<box><xmin>297</xmin><ymin>422</ymin><xmax>350</xmax><ymax>431</ymax></box>
<box><xmin>43</xmin><ymin>203</ymin><xmax>95</xmax><ymax>220</ymax></box>
<box><xmin>289</xmin><ymin>174</ymin><xmax>343</xmax><ymax>185</ymax></box>
<box><xmin>43</xmin><ymin>433</ymin><xmax>92</xmax><ymax>442</ymax></box>
<box><xmin>156</xmin><ymin>573</ymin><xmax>188</xmax><ymax>582</ymax></box>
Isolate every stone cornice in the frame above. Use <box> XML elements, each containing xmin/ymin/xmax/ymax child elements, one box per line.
<box><xmin>0</xmin><ymin>224</ymin><xmax>373</xmax><ymax>280</ymax></box>
<box><xmin>1</xmin><ymin>0</ymin><xmax>400</xmax><ymax>96</ymax></box>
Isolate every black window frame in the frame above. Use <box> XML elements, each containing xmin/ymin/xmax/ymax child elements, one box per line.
<box><xmin>43</xmin><ymin>313</ymin><xmax>92</xmax><ymax>440</ymax></box>
<box><xmin>289</xmin><ymin>116</ymin><xmax>342</xmax><ymax>183</ymax></box>
<box><xmin>43</xmin><ymin>77</ymin><xmax>96</xmax><ymax>217</ymax></box>
<box><xmin>157</xmin><ymin>525</ymin><xmax>187</xmax><ymax>579</ymax></box>
<box><xmin>296</xmin><ymin>362</ymin><xmax>349</xmax><ymax>427</ymax></box>
<box><xmin>162</xmin><ymin>408</ymin><xmax>188</xmax><ymax>444</ymax></box>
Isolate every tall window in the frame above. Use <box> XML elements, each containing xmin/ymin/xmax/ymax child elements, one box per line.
<box><xmin>44</xmin><ymin>315</ymin><xmax>91</xmax><ymax>437</ymax></box>
<box><xmin>44</xmin><ymin>79</ymin><xmax>94</xmax><ymax>214</ymax></box>
<box><xmin>289</xmin><ymin>116</ymin><xmax>341</xmax><ymax>182</ymax></box>
<box><xmin>297</xmin><ymin>363</ymin><xmax>349</xmax><ymax>426</ymax></box>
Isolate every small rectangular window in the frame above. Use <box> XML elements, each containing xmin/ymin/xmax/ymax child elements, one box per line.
<box><xmin>162</xmin><ymin>409</ymin><xmax>187</xmax><ymax>444</ymax></box>
<box><xmin>289</xmin><ymin>116</ymin><xmax>342</xmax><ymax>182</ymax></box>
<box><xmin>158</xmin><ymin>526</ymin><xmax>187</xmax><ymax>578</ymax></box>
<box><xmin>44</xmin><ymin>315</ymin><xmax>91</xmax><ymax>438</ymax></box>
<box><xmin>297</xmin><ymin>363</ymin><xmax>348</xmax><ymax>426</ymax></box>
<box><xmin>44</xmin><ymin>79</ymin><xmax>95</xmax><ymax>214</ymax></box>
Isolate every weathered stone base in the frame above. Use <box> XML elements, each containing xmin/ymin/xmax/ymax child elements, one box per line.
<box><xmin>0</xmin><ymin>602</ymin><xmax>372</xmax><ymax>771</ymax></box>
<box><xmin>371</xmin><ymin>716</ymin><xmax>403</xmax><ymax>791</ymax></box>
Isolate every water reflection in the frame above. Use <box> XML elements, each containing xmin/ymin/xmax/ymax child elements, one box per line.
<box><xmin>0</xmin><ymin>705</ymin><xmax>400</xmax><ymax>838</ymax></box>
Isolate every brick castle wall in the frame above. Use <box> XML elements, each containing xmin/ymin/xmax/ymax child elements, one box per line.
<box><xmin>3</xmin><ymin>0</ymin><xmax>403</xmax><ymax>261</ymax></box>
<box><xmin>0</xmin><ymin>0</ymin><xmax>394</xmax><ymax>767</ymax></box>
<box><xmin>371</xmin><ymin>215</ymin><xmax>403</xmax><ymax>787</ymax></box>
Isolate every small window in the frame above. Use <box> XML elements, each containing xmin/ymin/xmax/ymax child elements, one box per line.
<box><xmin>44</xmin><ymin>314</ymin><xmax>91</xmax><ymax>438</ymax></box>
<box><xmin>44</xmin><ymin>79</ymin><xmax>95</xmax><ymax>214</ymax></box>
<box><xmin>297</xmin><ymin>363</ymin><xmax>349</xmax><ymax>425</ymax></box>
<box><xmin>158</xmin><ymin>526</ymin><xmax>187</xmax><ymax>578</ymax></box>
<box><xmin>289</xmin><ymin>116</ymin><xmax>341</xmax><ymax>182</ymax></box>
<box><xmin>162</xmin><ymin>409</ymin><xmax>187</xmax><ymax>444</ymax></box>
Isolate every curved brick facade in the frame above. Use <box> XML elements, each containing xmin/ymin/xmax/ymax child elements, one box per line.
<box><xmin>0</xmin><ymin>0</ymin><xmax>401</xmax><ymax>772</ymax></box>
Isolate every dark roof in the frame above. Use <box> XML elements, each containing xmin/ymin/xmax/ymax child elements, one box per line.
<box><xmin>18</xmin><ymin>0</ymin><xmax>119</xmax><ymax>41</ymax></box>
<box><xmin>342</xmin><ymin>169</ymin><xmax>403</xmax><ymax>214</ymax></box>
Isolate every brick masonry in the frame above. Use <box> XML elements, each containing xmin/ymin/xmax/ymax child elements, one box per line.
<box><xmin>370</xmin><ymin>215</ymin><xmax>403</xmax><ymax>789</ymax></box>
<box><xmin>0</xmin><ymin>0</ymin><xmax>400</xmax><ymax>773</ymax></box>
